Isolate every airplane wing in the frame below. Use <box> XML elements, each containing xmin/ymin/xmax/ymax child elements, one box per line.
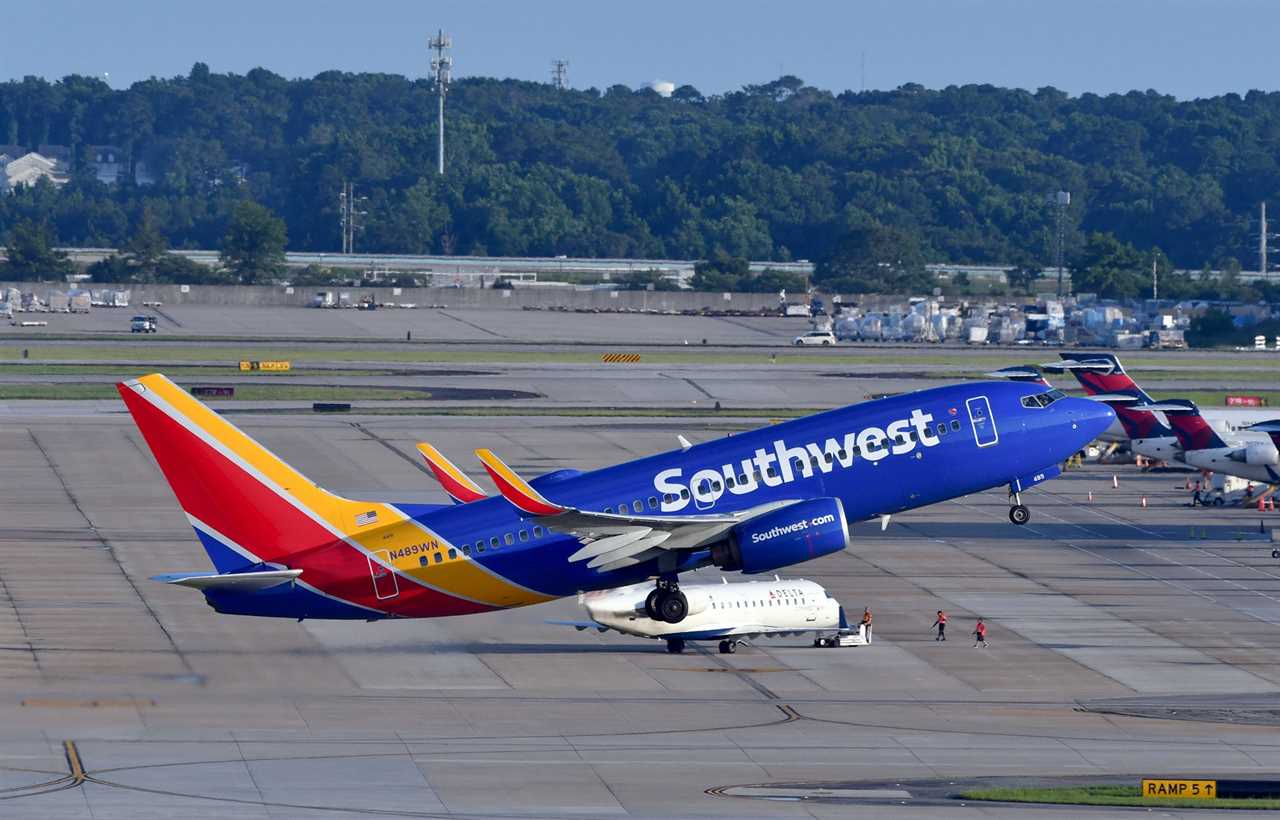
<box><xmin>474</xmin><ymin>448</ymin><xmax>802</xmax><ymax>572</ymax></box>
<box><xmin>417</xmin><ymin>443</ymin><xmax>488</xmax><ymax>503</ymax></box>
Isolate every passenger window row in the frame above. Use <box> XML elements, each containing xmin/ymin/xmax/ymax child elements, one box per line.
<box><xmin>415</xmin><ymin>525</ymin><xmax>549</xmax><ymax>567</ymax></box>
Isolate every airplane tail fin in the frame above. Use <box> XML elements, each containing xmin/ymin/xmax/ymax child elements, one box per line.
<box><xmin>1052</xmin><ymin>353</ymin><xmax>1155</xmax><ymax>403</ymax></box>
<box><xmin>118</xmin><ymin>374</ymin><xmax>375</xmax><ymax>571</ymax></box>
<box><xmin>1154</xmin><ymin>399</ymin><xmax>1229</xmax><ymax>451</ymax></box>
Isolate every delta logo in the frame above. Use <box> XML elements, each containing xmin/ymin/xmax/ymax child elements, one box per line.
<box><xmin>654</xmin><ymin>409</ymin><xmax>940</xmax><ymax>512</ymax></box>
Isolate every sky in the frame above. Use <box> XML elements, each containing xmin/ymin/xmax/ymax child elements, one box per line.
<box><xmin>1</xmin><ymin>0</ymin><xmax>1275</xmax><ymax>99</ymax></box>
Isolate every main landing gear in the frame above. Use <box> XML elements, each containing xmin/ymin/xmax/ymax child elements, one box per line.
<box><xmin>718</xmin><ymin>639</ymin><xmax>738</xmax><ymax>654</ymax></box>
<box><xmin>1009</xmin><ymin>491</ymin><xmax>1031</xmax><ymax>526</ymax></box>
<box><xmin>644</xmin><ymin>577</ymin><xmax>689</xmax><ymax>624</ymax></box>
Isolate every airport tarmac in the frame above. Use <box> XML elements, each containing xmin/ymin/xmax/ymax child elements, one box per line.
<box><xmin>2</xmin><ymin>398</ymin><xmax>1280</xmax><ymax>818</ymax></box>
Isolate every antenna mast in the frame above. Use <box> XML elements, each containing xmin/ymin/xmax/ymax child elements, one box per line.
<box><xmin>429</xmin><ymin>29</ymin><xmax>453</xmax><ymax>175</ymax></box>
<box><xmin>551</xmin><ymin>59</ymin><xmax>569</xmax><ymax>90</ymax></box>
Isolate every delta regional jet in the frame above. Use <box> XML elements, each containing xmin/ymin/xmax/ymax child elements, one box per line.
<box><xmin>118</xmin><ymin>373</ymin><xmax>1112</xmax><ymax>624</ymax></box>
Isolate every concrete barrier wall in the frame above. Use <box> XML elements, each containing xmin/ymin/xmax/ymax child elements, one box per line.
<box><xmin>0</xmin><ymin>282</ymin><xmax>788</xmax><ymax>312</ymax></box>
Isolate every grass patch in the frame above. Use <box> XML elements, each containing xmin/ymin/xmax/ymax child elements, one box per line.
<box><xmin>960</xmin><ymin>784</ymin><xmax>1280</xmax><ymax>809</ymax></box>
<box><xmin>0</xmin><ymin>384</ymin><xmax>435</xmax><ymax>401</ymax></box>
<box><xmin>5</xmin><ymin>342</ymin><xmax>1280</xmax><ymax>372</ymax></box>
<box><xmin>0</xmin><ymin>363</ymin><xmax>393</xmax><ymax>377</ymax></box>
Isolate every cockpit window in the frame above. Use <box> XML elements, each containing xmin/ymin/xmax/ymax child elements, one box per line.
<box><xmin>1020</xmin><ymin>388</ymin><xmax>1067</xmax><ymax>409</ymax></box>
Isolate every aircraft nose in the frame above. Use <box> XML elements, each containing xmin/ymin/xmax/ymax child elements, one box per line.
<box><xmin>1064</xmin><ymin>397</ymin><xmax>1115</xmax><ymax>441</ymax></box>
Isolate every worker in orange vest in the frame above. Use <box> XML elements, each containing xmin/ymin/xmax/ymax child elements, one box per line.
<box><xmin>932</xmin><ymin>610</ymin><xmax>947</xmax><ymax>641</ymax></box>
<box><xmin>972</xmin><ymin>618</ymin><xmax>988</xmax><ymax>648</ymax></box>
<box><xmin>860</xmin><ymin>607</ymin><xmax>873</xmax><ymax>643</ymax></box>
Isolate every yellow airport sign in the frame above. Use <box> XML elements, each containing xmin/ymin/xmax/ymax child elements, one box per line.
<box><xmin>239</xmin><ymin>360</ymin><xmax>291</xmax><ymax>372</ymax></box>
<box><xmin>1142</xmin><ymin>779</ymin><xmax>1216</xmax><ymax>799</ymax></box>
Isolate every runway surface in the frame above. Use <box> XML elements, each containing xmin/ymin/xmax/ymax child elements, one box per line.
<box><xmin>2</xmin><ymin>396</ymin><xmax>1280</xmax><ymax>818</ymax></box>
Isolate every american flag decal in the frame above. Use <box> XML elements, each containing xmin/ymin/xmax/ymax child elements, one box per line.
<box><xmin>355</xmin><ymin>510</ymin><xmax>378</xmax><ymax>526</ymax></box>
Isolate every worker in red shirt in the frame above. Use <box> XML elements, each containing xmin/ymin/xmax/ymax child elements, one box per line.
<box><xmin>932</xmin><ymin>610</ymin><xmax>947</xmax><ymax>641</ymax></box>
<box><xmin>972</xmin><ymin>617</ymin><xmax>988</xmax><ymax>648</ymax></box>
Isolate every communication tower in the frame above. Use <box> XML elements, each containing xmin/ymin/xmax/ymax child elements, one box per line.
<box><xmin>429</xmin><ymin>30</ymin><xmax>453</xmax><ymax>175</ymax></box>
<box><xmin>551</xmin><ymin>59</ymin><xmax>569</xmax><ymax>90</ymax></box>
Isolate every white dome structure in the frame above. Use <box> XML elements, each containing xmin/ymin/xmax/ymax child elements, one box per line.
<box><xmin>648</xmin><ymin>80</ymin><xmax>676</xmax><ymax>97</ymax></box>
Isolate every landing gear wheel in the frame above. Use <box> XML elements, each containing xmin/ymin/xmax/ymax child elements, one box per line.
<box><xmin>658</xmin><ymin>590</ymin><xmax>689</xmax><ymax>624</ymax></box>
<box><xmin>644</xmin><ymin>589</ymin><xmax>662</xmax><ymax>620</ymax></box>
<box><xmin>718</xmin><ymin>640</ymin><xmax>736</xmax><ymax>654</ymax></box>
<box><xmin>666</xmin><ymin>638</ymin><xmax>685</xmax><ymax>654</ymax></box>
<box><xmin>1009</xmin><ymin>504</ymin><xmax>1031</xmax><ymax>525</ymax></box>
<box><xmin>1272</xmin><ymin>549</ymin><xmax>1279</xmax><ymax>560</ymax></box>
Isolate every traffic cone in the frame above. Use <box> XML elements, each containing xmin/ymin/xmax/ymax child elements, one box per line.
<box><xmin>1141</xmin><ymin>496</ymin><xmax>1148</xmax><ymax>508</ymax></box>
<box><xmin>1087</xmin><ymin>491</ymin><xmax>1093</xmax><ymax>502</ymax></box>
<box><xmin>1112</xmin><ymin>475</ymin><xmax>1119</xmax><ymax>489</ymax></box>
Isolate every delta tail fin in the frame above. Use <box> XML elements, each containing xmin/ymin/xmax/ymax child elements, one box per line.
<box><xmin>1154</xmin><ymin>399</ymin><xmax>1229</xmax><ymax>451</ymax></box>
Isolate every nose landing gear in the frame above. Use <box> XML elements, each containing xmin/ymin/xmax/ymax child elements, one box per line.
<box><xmin>1009</xmin><ymin>491</ymin><xmax>1031</xmax><ymax>525</ymax></box>
<box><xmin>644</xmin><ymin>577</ymin><xmax>688</xmax><ymax>624</ymax></box>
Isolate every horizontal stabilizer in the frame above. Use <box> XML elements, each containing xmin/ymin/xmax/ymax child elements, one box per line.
<box><xmin>1087</xmin><ymin>393</ymin><xmax>1144</xmax><ymax>404</ymax></box>
<box><xmin>416</xmin><ymin>442</ymin><xmax>488</xmax><ymax>504</ymax></box>
<box><xmin>545</xmin><ymin>619</ymin><xmax>609</xmax><ymax>633</ymax></box>
<box><xmin>475</xmin><ymin>449</ymin><xmax>566</xmax><ymax>515</ymax></box>
<box><xmin>152</xmin><ymin>569</ymin><xmax>303</xmax><ymax>591</ymax></box>
<box><xmin>1042</xmin><ymin>359</ymin><xmax>1115</xmax><ymax>373</ymax></box>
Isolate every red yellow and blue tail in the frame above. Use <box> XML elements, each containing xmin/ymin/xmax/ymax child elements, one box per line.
<box><xmin>118</xmin><ymin>374</ymin><xmax>552</xmax><ymax>618</ymax></box>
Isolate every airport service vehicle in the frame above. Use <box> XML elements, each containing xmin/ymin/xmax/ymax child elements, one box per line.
<box><xmin>551</xmin><ymin>577</ymin><xmax>841</xmax><ymax>654</ymax></box>
<box><xmin>130</xmin><ymin>315</ymin><xmax>157</xmax><ymax>333</ymax></box>
<box><xmin>117</xmin><ymin>373</ymin><xmax>1111</xmax><ymax>623</ymax></box>
<box><xmin>793</xmin><ymin>330</ymin><xmax>836</xmax><ymax>346</ymax></box>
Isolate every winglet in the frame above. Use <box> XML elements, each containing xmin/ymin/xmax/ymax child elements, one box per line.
<box><xmin>474</xmin><ymin>449</ymin><xmax>566</xmax><ymax>515</ymax></box>
<box><xmin>416</xmin><ymin>443</ymin><xmax>488</xmax><ymax>504</ymax></box>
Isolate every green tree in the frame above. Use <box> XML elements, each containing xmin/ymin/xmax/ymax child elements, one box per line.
<box><xmin>1186</xmin><ymin>308</ymin><xmax>1235</xmax><ymax>347</ymax></box>
<box><xmin>1069</xmin><ymin>233</ymin><xmax>1145</xmax><ymax>298</ymax></box>
<box><xmin>690</xmin><ymin>252</ymin><xmax>749</xmax><ymax>291</ymax></box>
<box><xmin>1</xmin><ymin>220</ymin><xmax>74</xmax><ymax>280</ymax></box>
<box><xmin>219</xmin><ymin>200</ymin><xmax>287</xmax><ymax>283</ymax></box>
<box><xmin>813</xmin><ymin>224</ymin><xmax>935</xmax><ymax>294</ymax></box>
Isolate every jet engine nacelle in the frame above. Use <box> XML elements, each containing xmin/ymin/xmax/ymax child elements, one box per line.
<box><xmin>1228</xmin><ymin>441</ymin><xmax>1280</xmax><ymax>466</ymax></box>
<box><xmin>713</xmin><ymin>497</ymin><xmax>849</xmax><ymax>574</ymax></box>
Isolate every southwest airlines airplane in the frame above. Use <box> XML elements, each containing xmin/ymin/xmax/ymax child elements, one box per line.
<box><xmin>117</xmin><ymin>373</ymin><xmax>1111</xmax><ymax>624</ymax></box>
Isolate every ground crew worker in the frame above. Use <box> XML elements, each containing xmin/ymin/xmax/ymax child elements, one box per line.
<box><xmin>1191</xmin><ymin>486</ymin><xmax>1202</xmax><ymax>507</ymax></box>
<box><xmin>932</xmin><ymin>610</ymin><xmax>947</xmax><ymax>641</ymax></box>
<box><xmin>860</xmin><ymin>607</ymin><xmax>873</xmax><ymax>643</ymax></box>
<box><xmin>973</xmin><ymin>618</ymin><xmax>988</xmax><ymax>648</ymax></box>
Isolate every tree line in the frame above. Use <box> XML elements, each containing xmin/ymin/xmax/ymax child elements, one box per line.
<box><xmin>3</xmin><ymin>68</ymin><xmax>1280</xmax><ymax>299</ymax></box>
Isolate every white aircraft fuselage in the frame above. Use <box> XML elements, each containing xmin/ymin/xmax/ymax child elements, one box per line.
<box><xmin>582</xmin><ymin>578</ymin><xmax>840</xmax><ymax>641</ymax></box>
